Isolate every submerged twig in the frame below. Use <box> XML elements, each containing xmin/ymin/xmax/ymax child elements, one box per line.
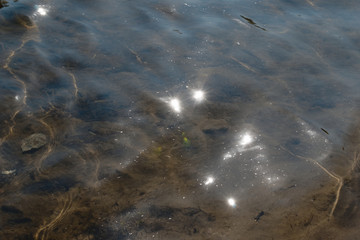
<box><xmin>280</xmin><ymin>146</ymin><xmax>342</xmax><ymax>218</ymax></box>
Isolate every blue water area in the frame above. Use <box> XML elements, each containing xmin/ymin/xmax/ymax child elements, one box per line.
<box><xmin>1</xmin><ymin>0</ymin><xmax>360</xmax><ymax>239</ymax></box>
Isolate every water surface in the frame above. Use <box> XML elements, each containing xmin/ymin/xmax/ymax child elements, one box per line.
<box><xmin>1</xmin><ymin>0</ymin><xmax>360</xmax><ymax>239</ymax></box>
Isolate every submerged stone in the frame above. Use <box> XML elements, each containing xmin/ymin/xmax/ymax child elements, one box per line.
<box><xmin>21</xmin><ymin>133</ymin><xmax>47</xmax><ymax>152</ymax></box>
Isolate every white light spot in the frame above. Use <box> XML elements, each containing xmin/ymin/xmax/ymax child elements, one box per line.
<box><xmin>227</xmin><ymin>198</ymin><xmax>236</xmax><ymax>207</ymax></box>
<box><xmin>38</xmin><ymin>7</ymin><xmax>47</xmax><ymax>15</ymax></box>
<box><xmin>306</xmin><ymin>129</ymin><xmax>317</xmax><ymax>138</ymax></box>
<box><xmin>15</xmin><ymin>95</ymin><xmax>20</xmax><ymax>101</ymax></box>
<box><xmin>223</xmin><ymin>152</ymin><xmax>233</xmax><ymax>160</ymax></box>
<box><xmin>35</xmin><ymin>5</ymin><xmax>49</xmax><ymax>16</ymax></box>
<box><xmin>265</xmin><ymin>175</ymin><xmax>281</xmax><ymax>184</ymax></box>
<box><xmin>204</xmin><ymin>176</ymin><xmax>214</xmax><ymax>185</ymax></box>
<box><xmin>193</xmin><ymin>90</ymin><xmax>205</xmax><ymax>102</ymax></box>
<box><xmin>169</xmin><ymin>98</ymin><xmax>181</xmax><ymax>113</ymax></box>
<box><xmin>240</xmin><ymin>133</ymin><xmax>253</xmax><ymax>146</ymax></box>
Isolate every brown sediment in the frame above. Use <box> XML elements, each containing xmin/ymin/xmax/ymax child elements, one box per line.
<box><xmin>0</xmin><ymin>109</ymin><xmax>20</xmax><ymax>145</ymax></box>
<box><xmin>280</xmin><ymin>145</ymin><xmax>343</xmax><ymax>219</ymax></box>
<box><xmin>0</xmin><ymin>91</ymin><xmax>358</xmax><ymax>240</ymax></box>
<box><xmin>281</xmin><ymin>115</ymin><xmax>360</xmax><ymax>239</ymax></box>
<box><xmin>1</xmin><ymin>14</ymin><xmax>40</xmax><ymax>146</ymax></box>
<box><xmin>34</xmin><ymin>191</ymin><xmax>75</xmax><ymax>240</ymax></box>
<box><xmin>329</xmin><ymin>129</ymin><xmax>360</xmax><ymax>230</ymax></box>
<box><xmin>85</xmin><ymin>147</ymin><xmax>101</xmax><ymax>186</ymax></box>
<box><xmin>35</xmin><ymin>118</ymin><xmax>55</xmax><ymax>173</ymax></box>
<box><xmin>3</xmin><ymin>25</ymin><xmax>40</xmax><ymax>103</ymax></box>
<box><xmin>24</xmin><ymin>132</ymin><xmax>199</xmax><ymax>239</ymax></box>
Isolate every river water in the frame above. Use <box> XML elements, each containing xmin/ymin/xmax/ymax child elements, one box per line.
<box><xmin>1</xmin><ymin>0</ymin><xmax>360</xmax><ymax>239</ymax></box>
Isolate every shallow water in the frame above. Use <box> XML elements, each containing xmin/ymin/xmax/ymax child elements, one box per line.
<box><xmin>1</xmin><ymin>0</ymin><xmax>360</xmax><ymax>239</ymax></box>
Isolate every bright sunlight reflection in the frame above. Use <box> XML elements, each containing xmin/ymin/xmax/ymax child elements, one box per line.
<box><xmin>227</xmin><ymin>198</ymin><xmax>236</xmax><ymax>207</ymax></box>
<box><xmin>169</xmin><ymin>98</ymin><xmax>181</xmax><ymax>113</ymax></box>
<box><xmin>204</xmin><ymin>176</ymin><xmax>214</xmax><ymax>185</ymax></box>
<box><xmin>193</xmin><ymin>90</ymin><xmax>205</xmax><ymax>102</ymax></box>
<box><xmin>34</xmin><ymin>5</ymin><xmax>49</xmax><ymax>16</ymax></box>
<box><xmin>240</xmin><ymin>133</ymin><xmax>253</xmax><ymax>146</ymax></box>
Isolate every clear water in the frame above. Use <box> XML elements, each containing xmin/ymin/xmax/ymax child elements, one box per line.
<box><xmin>1</xmin><ymin>0</ymin><xmax>360</xmax><ymax>239</ymax></box>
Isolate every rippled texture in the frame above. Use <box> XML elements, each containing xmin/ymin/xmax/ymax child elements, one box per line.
<box><xmin>1</xmin><ymin>0</ymin><xmax>360</xmax><ymax>239</ymax></box>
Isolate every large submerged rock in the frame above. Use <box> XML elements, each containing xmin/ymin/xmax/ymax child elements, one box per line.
<box><xmin>21</xmin><ymin>133</ymin><xmax>47</xmax><ymax>153</ymax></box>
